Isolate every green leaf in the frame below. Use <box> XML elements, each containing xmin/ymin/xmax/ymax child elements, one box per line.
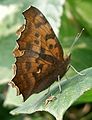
<box><xmin>0</xmin><ymin>34</ymin><xmax>16</xmax><ymax>84</ymax></box>
<box><xmin>75</xmin><ymin>88</ymin><xmax>92</xmax><ymax>104</ymax></box>
<box><xmin>67</xmin><ymin>0</ymin><xmax>92</xmax><ymax>36</ymax></box>
<box><xmin>10</xmin><ymin>67</ymin><xmax>92</xmax><ymax>120</ymax></box>
<box><xmin>59</xmin><ymin>2</ymin><xmax>92</xmax><ymax>76</ymax></box>
<box><xmin>4</xmin><ymin>86</ymin><xmax>23</xmax><ymax>107</ymax></box>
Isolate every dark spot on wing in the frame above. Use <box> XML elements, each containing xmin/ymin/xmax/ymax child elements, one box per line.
<box><xmin>48</xmin><ymin>44</ymin><xmax>53</xmax><ymax>49</ymax></box>
<box><xmin>37</xmin><ymin>64</ymin><xmax>43</xmax><ymax>72</ymax></box>
<box><xmin>45</xmin><ymin>33</ymin><xmax>55</xmax><ymax>41</ymax></box>
<box><xmin>26</xmin><ymin>42</ymin><xmax>32</xmax><ymax>50</ymax></box>
<box><xmin>35</xmin><ymin>22</ymin><xmax>42</xmax><ymax>28</ymax></box>
<box><xmin>34</xmin><ymin>39</ymin><xmax>39</xmax><ymax>44</ymax></box>
<box><xmin>32</xmin><ymin>72</ymin><xmax>38</xmax><ymax>80</ymax></box>
<box><xmin>39</xmin><ymin>53</ymin><xmax>57</xmax><ymax>63</ymax></box>
<box><xmin>26</xmin><ymin>62</ymin><xmax>31</xmax><ymax>71</ymax></box>
<box><xmin>54</xmin><ymin>43</ymin><xmax>58</xmax><ymax>48</ymax></box>
<box><xmin>38</xmin><ymin>64</ymin><xmax>43</xmax><ymax>70</ymax></box>
<box><xmin>35</xmin><ymin>17</ymin><xmax>47</xmax><ymax>28</ymax></box>
<box><xmin>35</xmin><ymin>32</ymin><xmax>40</xmax><ymax>37</ymax></box>
<box><xmin>41</xmin><ymin>47</ymin><xmax>45</xmax><ymax>54</ymax></box>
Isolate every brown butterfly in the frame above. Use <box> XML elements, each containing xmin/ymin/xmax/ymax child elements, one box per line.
<box><xmin>10</xmin><ymin>6</ymin><xmax>71</xmax><ymax>101</ymax></box>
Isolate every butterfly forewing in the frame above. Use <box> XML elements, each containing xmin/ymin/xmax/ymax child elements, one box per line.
<box><xmin>11</xmin><ymin>6</ymin><xmax>70</xmax><ymax>101</ymax></box>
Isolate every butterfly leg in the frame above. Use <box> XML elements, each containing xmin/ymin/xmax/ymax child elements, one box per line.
<box><xmin>45</xmin><ymin>87</ymin><xmax>52</xmax><ymax>96</ymax></box>
<box><xmin>70</xmin><ymin>64</ymin><xmax>85</xmax><ymax>76</ymax></box>
<box><xmin>47</xmin><ymin>87</ymin><xmax>52</xmax><ymax>95</ymax></box>
<box><xmin>45</xmin><ymin>95</ymin><xmax>57</xmax><ymax>106</ymax></box>
<box><xmin>58</xmin><ymin>65</ymin><xmax>70</xmax><ymax>92</ymax></box>
<box><xmin>58</xmin><ymin>75</ymin><xmax>62</xmax><ymax>93</ymax></box>
<box><xmin>44</xmin><ymin>86</ymin><xmax>57</xmax><ymax>105</ymax></box>
<box><xmin>65</xmin><ymin>74</ymin><xmax>70</xmax><ymax>81</ymax></box>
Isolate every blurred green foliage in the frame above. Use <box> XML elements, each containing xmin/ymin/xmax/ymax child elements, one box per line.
<box><xmin>0</xmin><ymin>0</ymin><xmax>92</xmax><ymax>120</ymax></box>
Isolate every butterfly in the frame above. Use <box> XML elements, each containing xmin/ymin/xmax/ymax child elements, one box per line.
<box><xmin>10</xmin><ymin>6</ymin><xmax>71</xmax><ymax>101</ymax></box>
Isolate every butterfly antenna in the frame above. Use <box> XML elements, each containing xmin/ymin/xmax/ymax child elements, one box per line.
<box><xmin>68</xmin><ymin>28</ymin><xmax>85</xmax><ymax>76</ymax></box>
<box><xmin>68</xmin><ymin>28</ymin><xmax>84</xmax><ymax>55</ymax></box>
